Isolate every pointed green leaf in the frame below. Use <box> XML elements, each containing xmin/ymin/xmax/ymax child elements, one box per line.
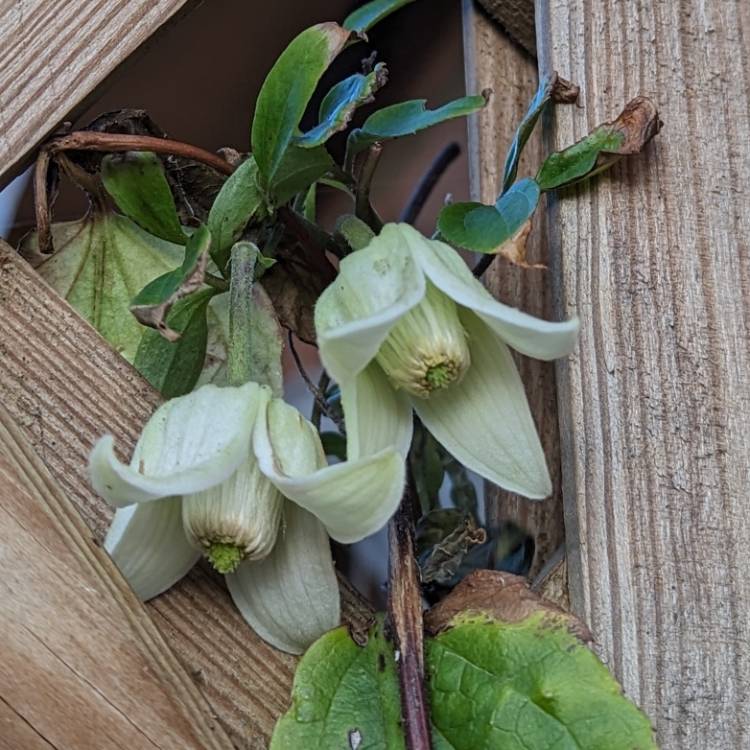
<box><xmin>24</xmin><ymin>213</ymin><xmax>183</xmax><ymax>362</ymax></box>
<box><xmin>437</xmin><ymin>178</ymin><xmax>540</xmax><ymax>253</ymax></box>
<box><xmin>133</xmin><ymin>288</ymin><xmax>214</xmax><ymax>397</ymax></box>
<box><xmin>130</xmin><ymin>224</ymin><xmax>211</xmax><ymax>337</ymax></box>
<box><xmin>343</xmin><ymin>0</ymin><xmax>417</xmax><ymax>33</ymax></box>
<box><xmin>536</xmin><ymin>96</ymin><xmax>661</xmax><ymax>190</ymax></box>
<box><xmin>347</xmin><ymin>95</ymin><xmax>487</xmax><ymax>156</ymax></box>
<box><xmin>270</xmin><ymin>145</ymin><xmax>335</xmax><ymax>207</ymax></box>
<box><xmin>502</xmin><ymin>73</ymin><xmax>578</xmax><ymax>193</ymax></box>
<box><xmin>252</xmin><ymin>23</ymin><xmax>351</xmax><ymax>185</ymax></box>
<box><xmin>207</xmin><ymin>156</ymin><xmax>265</xmax><ymax>271</ymax></box>
<box><xmin>101</xmin><ymin>151</ymin><xmax>187</xmax><ymax>245</ymax></box>
<box><xmin>294</xmin><ymin>64</ymin><xmax>387</xmax><ymax>149</ymax></box>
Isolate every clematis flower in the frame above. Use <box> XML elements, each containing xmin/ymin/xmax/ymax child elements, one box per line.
<box><xmin>315</xmin><ymin>223</ymin><xmax>579</xmax><ymax>498</ymax></box>
<box><xmin>89</xmin><ymin>382</ymin><xmax>404</xmax><ymax>653</ymax></box>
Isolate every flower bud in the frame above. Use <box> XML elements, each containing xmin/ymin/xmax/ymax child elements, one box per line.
<box><xmin>376</xmin><ymin>283</ymin><xmax>471</xmax><ymax>398</ymax></box>
<box><xmin>182</xmin><ymin>457</ymin><xmax>284</xmax><ymax>574</ymax></box>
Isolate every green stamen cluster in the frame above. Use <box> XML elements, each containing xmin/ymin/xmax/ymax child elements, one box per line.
<box><xmin>206</xmin><ymin>542</ymin><xmax>244</xmax><ymax>574</ymax></box>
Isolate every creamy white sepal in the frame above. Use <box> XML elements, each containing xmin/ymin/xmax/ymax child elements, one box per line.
<box><xmin>341</xmin><ymin>362</ymin><xmax>413</xmax><ymax>460</ymax></box>
<box><xmin>90</xmin><ymin>383</ymin><xmax>263</xmax><ymax>507</ymax></box>
<box><xmin>225</xmin><ymin>503</ymin><xmax>340</xmax><ymax>655</ymax></box>
<box><xmin>403</xmin><ymin>223</ymin><xmax>580</xmax><ymax>361</ymax></box>
<box><xmin>255</xmin><ymin>398</ymin><xmax>405</xmax><ymax>543</ymax></box>
<box><xmin>315</xmin><ymin>223</ymin><xmax>426</xmax><ymax>383</ymax></box>
<box><xmin>104</xmin><ymin>498</ymin><xmax>200</xmax><ymax>601</ymax></box>
<box><xmin>413</xmin><ymin>312</ymin><xmax>552</xmax><ymax>499</ymax></box>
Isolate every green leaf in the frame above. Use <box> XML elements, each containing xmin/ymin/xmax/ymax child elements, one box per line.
<box><xmin>343</xmin><ymin>0</ymin><xmax>417</xmax><ymax>33</ymax></box>
<box><xmin>347</xmin><ymin>95</ymin><xmax>486</xmax><ymax>156</ymax></box>
<box><xmin>502</xmin><ymin>73</ymin><xmax>577</xmax><ymax>193</ymax></box>
<box><xmin>207</xmin><ymin>156</ymin><xmax>265</xmax><ymax>271</ymax></box>
<box><xmin>409</xmin><ymin>422</ymin><xmax>445</xmax><ymax>514</ymax></box>
<box><xmin>270</xmin><ymin>145</ymin><xmax>335</xmax><ymax>207</ymax></box>
<box><xmin>295</xmin><ymin>64</ymin><xmax>387</xmax><ymax>149</ymax></box>
<box><xmin>133</xmin><ymin>288</ymin><xmax>214</xmax><ymax>397</ymax></box>
<box><xmin>536</xmin><ymin>96</ymin><xmax>661</xmax><ymax>190</ymax></box>
<box><xmin>272</xmin><ymin>584</ymin><xmax>657</xmax><ymax>750</ymax></box>
<box><xmin>101</xmin><ymin>151</ymin><xmax>187</xmax><ymax>245</ymax></box>
<box><xmin>536</xmin><ymin>128</ymin><xmax>625</xmax><ymax>191</ymax></box>
<box><xmin>130</xmin><ymin>224</ymin><xmax>212</xmax><ymax>337</ymax></box>
<box><xmin>270</xmin><ymin>619</ymin><xmax>405</xmax><ymax>749</ymax></box>
<box><xmin>437</xmin><ymin>178</ymin><xmax>540</xmax><ymax>253</ymax></box>
<box><xmin>427</xmin><ymin>614</ymin><xmax>655</xmax><ymax>749</ymax></box>
<box><xmin>252</xmin><ymin>23</ymin><xmax>351</xmax><ymax>185</ymax></box>
<box><xmin>24</xmin><ymin>213</ymin><xmax>183</xmax><ymax>362</ymax></box>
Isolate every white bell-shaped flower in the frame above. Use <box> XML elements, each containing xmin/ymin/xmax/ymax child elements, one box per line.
<box><xmin>315</xmin><ymin>223</ymin><xmax>579</xmax><ymax>498</ymax></box>
<box><xmin>89</xmin><ymin>382</ymin><xmax>404</xmax><ymax>653</ymax></box>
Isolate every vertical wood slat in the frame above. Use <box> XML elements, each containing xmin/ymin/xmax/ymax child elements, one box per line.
<box><xmin>0</xmin><ymin>408</ymin><xmax>235</xmax><ymax>750</ymax></box>
<box><xmin>535</xmin><ymin>1</ymin><xmax>750</xmax><ymax>747</ymax></box>
<box><xmin>463</xmin><ymin>0</ymin><xmax>565</xmax><ymax>580</ymax></box>
<box><xmin>0</xmin><ymin>240</ymin><xmax>372</xmax><ymax>748</ymax></box>
<box><xmin>0</xmin><ymin>0</ymin><xmax>196</xmax><ymax>184</ymax></box>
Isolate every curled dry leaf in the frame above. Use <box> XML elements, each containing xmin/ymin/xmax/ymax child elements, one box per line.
<box><xmin>550</xmin><ymin>74</ymin><xmax>580</xmax><ymax>104</ymax></box>
<box><xmin>424</xmin><ymin>568</ymin><xmax>592</xmax><ymax>643</ymax></box>
<box><xmin>496</xmin><ymin>218</ymin><xmax>546</xmax><ymax>269</ymax></box>
<box><xmin>610</xmin><ymin>95</ymin><xmax>663</xmax><ymax>153</ymax></box>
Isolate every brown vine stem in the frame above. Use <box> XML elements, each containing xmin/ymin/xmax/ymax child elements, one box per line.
<box><xmin>46</xmin><ymin>132</ymin><xmax>235</xmax><ymax>176</ymax></box>
<box><xmin>387</xmin><ymin>478</ymin><xmax>433</xmax><ymax>750</ymax></box>
<box><xmin>33</xmin><ymin>148</ymin><xmax>53</xmax><ymax>254</ymax></box>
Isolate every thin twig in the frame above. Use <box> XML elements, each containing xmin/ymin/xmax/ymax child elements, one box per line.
<box><xmin>46</xmin><ymin>132</ymin><xmax>235</xmax><ymax>176</ymax></box>
<box><xmin>400</xmin><ymin>142</ymin><xmax>461</xmax><ymax>225</ymax></box>
<box><xmin>387</xmin><ymin>478</ymin><xmax>432</xmax><ymax>750</ymax></box>
<box><xmin>33</xmin><ymin>149</ymin><xmax>53</xmax><ymax>254</ymax></box>
<box><xmin>311</xmin><ymin>370</ymin><xmax>330</xmax><ymax>431</ymax></box>
<box><xmin>355</xmin><ymin>143</ymin><xmax>384</xmax><ymax>232</ymax></box>
<box><xmin>472</xmin><ymin>253</ymin><xmax>494</xmax><ymax>278</ymax></box>
<box><xmin>287</xmin><ymin>332</ymin><xmax>344</xmax><ymax>431</ymax></box>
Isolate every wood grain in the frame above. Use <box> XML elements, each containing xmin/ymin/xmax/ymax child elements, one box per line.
<box><xmin>0</xmin><ymin>406</ymin><xmax>234</xmax><ymax>750</ymax></box>
<box><xmin>0</xmin><ymin>240</ymin><xmax>372</xmax><ymax>748</ymax></box>
<box><xmin>462</xmin><ymin>0</ymin><xmax>564</xmax><ymax>579</ymax></box>
<box><xmin>476</xmin><ymin>0</ymin><xmax>536</xmax><ymax>57</ymax></box>
<box><xmin>535</xmin><ymin>1</ymin><xmax>750</xmax><ymax>746</ymax></box>
<box><xmin>0</xmin><ymin>0</ymin><xmax>195</xmax><ymax>185</ymax></box>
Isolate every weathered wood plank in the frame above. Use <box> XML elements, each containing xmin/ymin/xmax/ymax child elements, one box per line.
<box><xmin>463</xmin><ymin>0</ymin><xmax>564</xmax><ymax>579</ymax></box>
<box><xmin>535</xmin><ymin>1</ymin><xmax>750</xmax><ymax>746</ymax></box>
<box><xmin>0</xmin><ymin>406</ymin><xmax>234</xmax><ymax>750</ymax></box>
<box><xmin>476</xmin><ymin>0</ymin><xmax>536</xmax><ymax>57</ymax></box>
<box><xmin>0</xmin><ymin>240</ymin><xmax>372</xmax><ymax>748</ymax></box>
<box><xmin>0</xmin><ymin>0</ymin><xmax>195</xmax><ymax>184</ymax></box>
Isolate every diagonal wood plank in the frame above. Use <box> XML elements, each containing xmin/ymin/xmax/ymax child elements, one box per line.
<box><xmin>0</xmin><ymin>0</ymin><xmax>197</xmax><ymax>185</ymax></box>
<box><xmin>0</xmin><ymin>240</ymin><xmax>373</xmax><ymax>748</ymax></box>
<box><xmin>462</xmin><ymin>0</ymin><xmax>565</xmax><ymax>580</ymax></box>
<box><xmin>0</xmin><ymin>405</ymin><xmax>234</xmax><ymax>750</ymax></box>
<box><xmin>535</xmin><ymin>1</ymin><xmax>750</xmax><ymax>746</ymax></box>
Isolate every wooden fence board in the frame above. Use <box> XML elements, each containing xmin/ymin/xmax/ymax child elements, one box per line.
<box><xmin>0</xmin><ymin>240</ymin><xmax>372</xmax><ymax>748</ymax></box>
<box><xmin>534</xmin><ymin>1</ymin><xmax>750</xmax><ymax>746</ymax></box>
<box><xmin>0</xmin><ymin>406</ymin><xmax>234</xmax><ymax>750</ymax></box>
<box><xmin>0</xmin><ymin>0</ymin><xmax>196</xmax><ymax>184</ymax></box>
<box><xmin>463</xmin><ymin>0</ymin><xmax>565</xmax><ymax>581</ymax></box>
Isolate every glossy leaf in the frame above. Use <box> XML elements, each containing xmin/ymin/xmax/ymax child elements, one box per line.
<box><xmin>270</xmin><ymin>145</ymin><xmax>335</xmax><ymax>207</ymax></box>
<box><xmin>23</xmin><ymin>213</ymin><xmax>183</xmax><ymax>362</ymax></box>
<box><xmin>347</xmin><ymin>95</ymin><xmax>487</xmax><ymax>156</ymax></box>
<box><xmin>207</xmin><ymin>156</ymin><xmax>265</xmax><ymax>271</ymax></box>
<box><xmin>134</xmin><ymin>289</ymin><xmax>214</xmax><ymax>397</ymax></box>
<box><xmin>343</xmin><ymin>0</ymin><xmax>417</xmax><ymax>33</ymax></box>
<box><xmin>437</xmin><ymin>178</ymin><xmax>540</xmax><ymax>253</ymax></box>
<box><xmin>130</xmin><ymin>224</ymin><xmax>212</xmax><ymax>338</ymax></box>
<box><xmin>536</xmin><ymin>96</ymin><xmax>661</xmax><ymax>190</ymax></box>
<box><xmin>295</xmin><ymin>64</ymin><xmax>387</xmax><ymax>149</ymax></box>
<box><xmin>101</xmin><ymin>151</ymin><xmax>187</xmax><ymax>245</ymax></box>
<box><xmin>251</xmin><ymin>23</ymin><xmax>350</xmax><ymax>185</ymax></box>
<box><xmin>502</xmin><ymin>73</ymin><xmax>578</xmax><ymax>193</ymax></box>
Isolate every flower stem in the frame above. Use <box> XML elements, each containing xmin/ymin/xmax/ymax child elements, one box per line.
<box><xmin>387</xmin><ymin>479</ymin><xmax>433</xmax><ymax>750</ymax></box>
<box><xmin>227</xmin><ymin>242</ymin><xmax>259</xmax><ymax>387</ymax></box>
